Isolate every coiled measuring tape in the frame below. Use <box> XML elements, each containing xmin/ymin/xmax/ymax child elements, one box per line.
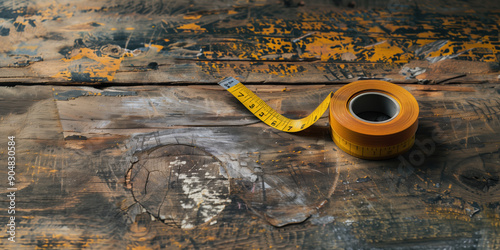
<box><xmin>219</xmin><ymin>77</ymin><xmax>419</xmax><ymax>160</ymax></box>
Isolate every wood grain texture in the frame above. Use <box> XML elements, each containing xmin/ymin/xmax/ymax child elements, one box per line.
<box><xmin>1</xmin><ymin>83</ymin><xmax>499</xmax><ymax>248</ymax></box>
<box><xmin>0</xmin><ymin>0</ymin><xmax>499</xmax><ymax>85</ymax></box>
<box><xmin>1</xmin><ymin>0</ymin><xmax>499</xmax><ymax>248</ymax></box>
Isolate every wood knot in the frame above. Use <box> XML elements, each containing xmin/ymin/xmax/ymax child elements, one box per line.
<box><xmin>452</xmin><ymin>152</ymin><xmax>500</xmax><ymax>195</ymax></box>
<box><xmin>100</xmin><ymin>44</ymin><xmax>124</xmax><ymax>58</ymax></box>
<box><xmin>128</xmin><ymin>213</ymin><xmax>155</xmax><ymax>240</ymax></box>
<box><xmin>459</xmin><ymin>169</ymin><xmax>499</xmax><ymax>192</ymax></box>
<box><xmin>127</xmin><ymin>145</ymin><xmax>230</xmax><ymax>229</ymax></box>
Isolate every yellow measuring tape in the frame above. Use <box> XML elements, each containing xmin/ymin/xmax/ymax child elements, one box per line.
<box><xmin>219</xmin><ymin>77</ymin><xmax>419</xmax><ymax>160</ymax></box>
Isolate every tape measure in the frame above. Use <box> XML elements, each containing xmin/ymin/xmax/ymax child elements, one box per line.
<box><xmin>219</xmin><ymin>77</ymin><xmax>419</xmax><ymax>160</ymax></box>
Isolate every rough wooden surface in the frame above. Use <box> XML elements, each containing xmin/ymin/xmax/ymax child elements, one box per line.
<box><xmin>1</xmin><ymin>0</ymin><xmax>500</xmax><ymax>249</ymax></box>
<box><xmin>1</xmin><ymin>83</ymin><xmax>499</xmax><ymax>248</ymax></box>
<box><xmin>0</xmin><ymin>0</ymin><xmax>499</xmax><ymax>84</ymax></box>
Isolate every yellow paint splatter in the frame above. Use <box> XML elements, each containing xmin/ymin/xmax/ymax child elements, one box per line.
<box><xmin>53</xmin><ymin>48</ymin><xmax>124</xmax><ymax>82</ymax></box>
<box><xmin>145</xmin><ymin>44</ymin><xmax>164</xmax><ymax>52</ymax></box>
<box><xmin>424</xmin><ymin>37</ymin><xmax>499</xmax><ymax>62</ymax></box>
<box><xmin>37</xmin><ymin>4</ymin><xmax>74</xmax><ymax>21</ymax></box>
<box><xmin>183</xmin><ymin>14</ymin><xmax>202</xmax><ymax>20</ymax></box>
<box><xmin>129</xmin><ymin>246</ymin><xmax>154</xmax><ymax>250</ymax></box>
<box><xmin>177</xmin><ymin>23</ymin><xmax>206</xmax><ymax>32</ymax></box>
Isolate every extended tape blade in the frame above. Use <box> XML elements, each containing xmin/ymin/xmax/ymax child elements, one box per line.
<box><xmin>218</xmin><ymin>77</ymin><xmax>332</xmax><ymax>132</ymax></box>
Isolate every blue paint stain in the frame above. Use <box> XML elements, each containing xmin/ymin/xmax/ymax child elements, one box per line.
<box><xmin>0</xmin><ymin>27</ymin><xmax>9</xmax><ymax>36</ymax></box>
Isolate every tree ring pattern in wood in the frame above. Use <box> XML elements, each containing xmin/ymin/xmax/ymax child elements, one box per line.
<box><xmin>127</xmin><ymin>145</ymin><xmax>230</xmax><ymax>229</ymax></box>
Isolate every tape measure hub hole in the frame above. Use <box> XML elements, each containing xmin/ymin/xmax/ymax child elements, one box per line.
<box><xmin>349</xmin><ymin>92</ymin><xmax>400</xmax><ymax>123</ymax></box>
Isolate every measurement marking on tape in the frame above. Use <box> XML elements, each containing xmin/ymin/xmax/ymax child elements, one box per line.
<box><xmin>220</xmin><ymin>80</ymin><xmax>332</xmax><ymax>132</ymax></box>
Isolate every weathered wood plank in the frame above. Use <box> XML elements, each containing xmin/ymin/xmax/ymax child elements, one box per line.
<box><xmin>0</xmin><ymin>0</ymin><xmax>499</xmax><ymax>84</ymax></box>
<box><xmin>1</xmin><ymin>83</ymin><xmax>499</xmax><ymax>248</ymax></box>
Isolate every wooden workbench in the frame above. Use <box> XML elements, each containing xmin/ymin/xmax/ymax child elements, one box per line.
<box><xmin>1</xmin><ymin>0</ymin><xmax>499</xmax><ymax>249</ymax></box>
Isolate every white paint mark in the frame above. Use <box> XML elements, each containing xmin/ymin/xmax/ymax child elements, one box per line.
<box><xmin>176</xmin><ymin>165</ymin><xmax>230</xmax><ymax>229</ymax></box>
<box><xmin>169</xmin><ymin>159</ymin><xmax>186</xmax><ymax>167</ymax></box>
<box><xmin>344</xmin><ymin>219</ymin><xmax>354</xmax><ymax>225</ymax></box>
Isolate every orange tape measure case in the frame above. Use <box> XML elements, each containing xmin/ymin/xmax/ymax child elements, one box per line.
<box><xmin>329</xmin><ymin>80</ymin><xmax>419</xmax><ymax>159</ymax></box>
